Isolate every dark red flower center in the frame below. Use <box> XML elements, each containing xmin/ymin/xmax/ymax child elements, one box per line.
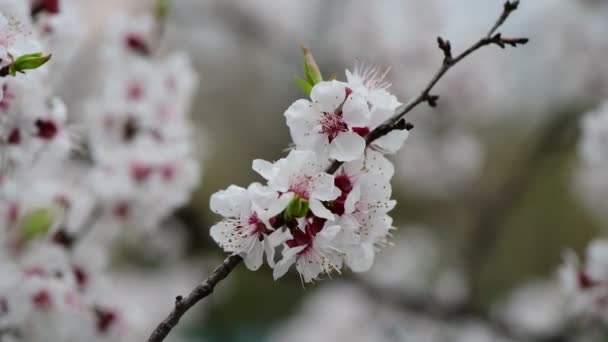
<box><xmin>36</xmin><ymin>119</ymin><xmax>58</xmax><ymax>140</ymax></box>
<box><xmin>32</xmin><ymin>290</ymin><xmax>52</xmax><ymax>310</ymax></box>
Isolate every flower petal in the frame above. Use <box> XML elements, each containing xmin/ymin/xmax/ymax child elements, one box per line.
<box><xmin>310</xmin><ymin>80</ymin><xmax>346</xmax><ymax>113</ymax></box>
<box><xmin>372</xmin><ymin>129</ymin><xmax>409</xmax><ymax>154</ymax></box>
<box><xmin>252</xmin><ymin>159</ymin><xmax>275</xmax><ymax>181</ymax></box>
<box><xmin>329</xmin><ymin>131</ymin><xmax>366</xmax><ymax>162</ymax></box>
<box><xmin>310</xmin><ymin>173</ymin><xmax>339</xmax><ymax>201</ymax></box>
<box><xmin>309</xmin><ymin>199</ymin><xmax>335</xmax><ymax>221</ymax></box>
<box><xmin>272</xmin><ymin>245</ymin><xmax>306</xmax><ymax>280</ymax></box>
<box><xmin>346</xmin><ymin>243</ymin><xmax>375</xmax><ymax>272</ymax></box>
<box><xmin>244</xmin><ymin>242</ymin><xmax>264</xmax><ymax>271</ymax></box>
<box><xmin>209</xmin><ymin>185</ymin><xmax>249</xmax><ymax>217</ymax></box>
<box><xmin>342</xmin><ymin>93</ymin><xmax>370</xmax><ymax>127</ymax></box>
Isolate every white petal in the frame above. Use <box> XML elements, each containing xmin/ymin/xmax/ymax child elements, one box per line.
<box><xmin>310</xmin><ymin>173</ymin><xmax>340</xmax><ymax>201</ymax></box>
<box><xmin>244</xmin><ymin>242</ymin><xmax>264</xmax><ymax>271</ymax></box>
<box><xmin>310</xmin><ymin>80</ymin><xmax>346</xmax><ymax>113</ymax></box>
<box><xmin>319</xmin><ymin>223</ymin><xmax>341</xmax><ymax>241</ymax></box>
<box><xmin>372</xmin><ymin>129</ymin><xmax>409</xmax><ymax>154</ymax></box>
<box><xmin>344</xmin><ymin>184</ymin><xmax>361</xmax><ymax>215</ymax></box>
<box><xmin>266</xmin><ymin>192</ymin><xmax>294</xmax><ymax>217</ymax></box>
<box><xmin>285</xmin><ymin>99</ymin><xmax>322</xmax><ymax>148</ymax></box>
<box><xmin>329</xmin><ymin>131</ymin><xmax>366</xmax><ymax>162</ymax></box>
<box><xmin>209</xmin><ymin>185</ymin><xmax>249</xmax><ymax>217</ymax></box>
<box><xmin>342</xmin><ymin>93</ymin><xmax>370</xmax><ymax>127</ymax></box>
<box><xmin>272</xmin><ymin>256</ymin><xmax>295</xmax><ymax>280</ymax></box>
<box><xmin>265</xmin><ymin>229</ymin><xmax>292</xmax><ymax>267</ymax></box>
<box><xmin>252</xmin><ymin>159</ymin><xmax>275</xmax><ymax>181</ymax></box>
<box><xmin>267</xmin><ymin>228</ymin><xmax>293</xmax><ymax>248</ymax></box>
<box><xmin>272</xmin><ymin>245</ymin><xmax>306</xmax><ymax>280</ymax></box>
<box><xmin>309</xmin><ymin>199</ymin><xmax>335</xmax><ymax>221</ymax></box>
<box><xmin>346</xmin><ymin>243</ymin><xmax>375</xmax><ymax>272</ymax></box>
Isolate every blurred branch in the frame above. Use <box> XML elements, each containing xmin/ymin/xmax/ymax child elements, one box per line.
<box><xmin>147</xmin><ymin>1</ymin><xmax>528</xmax><ymax>340</ymax></box>
<box><xmin>465</xmin><ymin>111</ymin><xmax>583</xmax><ymax>308</ymax></box>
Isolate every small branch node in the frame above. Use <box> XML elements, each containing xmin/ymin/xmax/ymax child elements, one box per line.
<box><xmin>437</xmin><ymin>37</ymin><xmax>453</xmax><ymax>63</ymax></box>
<box><xmin>426</xmin><ymin>94</ymin><xmax>440</xmax><ymax>107</ymax></box>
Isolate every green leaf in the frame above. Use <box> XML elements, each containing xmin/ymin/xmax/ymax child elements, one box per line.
<box><xmin>301</xmin><ymin>46</ymin><xmax>322</xmax><ymax>85</ymax></box>
<box><xmin>284</xmin><ymin>196</ymin><xmax>310</xmax><ymax>221</ymax></box>
<box><xmin>294</xmin><ymin>76</ymin><xmax>313</xmax><ymax>96</ymax></box>
<box><xmin>20</xmin><ymin>208</ymin><xmax>56</xmax><ymax>241</ymax></box>
<box><xmin>155</xmin><ymin>0</ymin><xmax>170</xmax><ymax>18</ymax></box>
<box><xmin>10</xmin><ymin>53</ymin><xmax>51</xmax><ymax>76</ymax></box>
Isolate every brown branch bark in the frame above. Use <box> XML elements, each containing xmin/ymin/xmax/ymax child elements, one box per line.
<box><xmin>146</xmin><ymin>254</ymin><xmax>242</xmax><ymax>342</ymax></box>
<box><xmin>147</xmin><ymin>2</ymin><xmax>528</xmax><ymax>341</ymax></box>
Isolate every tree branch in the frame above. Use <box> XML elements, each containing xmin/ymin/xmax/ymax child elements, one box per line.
<box><xmin>364</xmin><ymin>0</ymin><xmax>527</xmax><ymax>146</ymax></box>
<box><xmin>147</xmin><ymin>254</ymin><xmax>242</xmax><ymax>342</ymax></box>
<box><xmin>147</xmin><ymin>2</ymin><xmax>528</xmax><ymax>341</ymax></box>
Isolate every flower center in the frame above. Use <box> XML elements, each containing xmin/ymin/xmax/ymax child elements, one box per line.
<box><xmin>286</xmin><ymin>215</ymin><xmax>325</xmax><ymax>255</ymax></box>
<box><xmin>35</xmin><ymin>119</ymin><xmax>58</xmax><ymax>140</ymax></box>
<box><xmin>319</xmin><ymin>111</ymin><xmax>348</xmax><ymax>142</ymax></box>
<box><xmin>247</xmin><ymin>212</ymin><xmax>271</xmax><ymax>236</ymax></box>
<box><xmin>289</xmin><ymin>176</ymin><xmax>313</xmax><ymax>199</ymax></box>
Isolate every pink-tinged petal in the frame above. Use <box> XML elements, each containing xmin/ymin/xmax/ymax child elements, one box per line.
<box><xmin>244</xmin><ymin>242</ymin><xmax>264</xmax><ymax>271</ymax></box>
<box><xmin>309</xmin><ymin>199</ymin><xmax>335</xmax><ymax>221</ymax></box>
<box><xmin>310</xmin><ymin>80</ymin><xmax>346</xmax><ymax>113</ymax></box>
<box><xmin>209</xmin><ymin>185</ymin><xmax>249</xmax><ymax>217</ymax></box>
<box><xmin>346</xmin><ymin>243</ymin><xmax>375</xmax><ymax>272</ymax></box>
<box><xmin>372</xmin><ymin>129</ymin><xmax>409</xmax><ymax>154</ymax></box>
<box><xmin>329</xmin><ymin>131</ymin><xmax>366</xmax><ymax>162</ymax></box>
<box><xmin>342</xmin><ymin>93</ymin><xmax>370</xmax><ymax>127</ymax></box>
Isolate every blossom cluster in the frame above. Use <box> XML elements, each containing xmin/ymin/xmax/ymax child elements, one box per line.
<box><xmin>210</xmin><ymin>64</ymin><xmax>408</xmax><ymax>282</ymax></box>
<box><xmin>0</xmin><ymin>2</ymin><xmax>202</xmax><ymax>341</ymax></box>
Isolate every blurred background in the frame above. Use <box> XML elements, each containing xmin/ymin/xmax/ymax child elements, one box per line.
<box><xmin>59</xmin><ymin>0</ymin><xmax>608</xmax><ymax>341</ymax></box>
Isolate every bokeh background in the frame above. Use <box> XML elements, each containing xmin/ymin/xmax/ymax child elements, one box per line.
<box><xmin>61</xmin><ymin>0</ymin><xmax>608</xmax><ymax>341</ymax></box>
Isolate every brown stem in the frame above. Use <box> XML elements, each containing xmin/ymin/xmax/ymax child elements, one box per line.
<box><xmin>146</xmin><ymin>254</ymin><xmax>242</xmax><ymax>342</ymax></box>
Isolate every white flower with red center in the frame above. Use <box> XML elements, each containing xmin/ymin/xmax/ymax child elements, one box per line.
<box><xmin>105</xmin><ymin>13</ymin><xmax>156</xmax><ymax>58</ymax></box>
<box><xmin>345</xmin><ymin>64</ymin><xmax>409</xmax><ymax>154</ymax></box>
<box><xmin>285</xmin><ymin>80</ymin><xmax>370</xmax><ymax>162</ymax></box>
<box><xmin>329</xmin><ymin>164</ymin><xmax>395</xmax><ymax>272</ymax></box>
<box><xmin>0</xmin><ymin>74</ymin><xmax>71</xmax><ymax>174</ymax></box>
<box><xmin>559</xmin><ymin>239</ymin><xmax>608</xmax><ymax>322</ymax></box>
<box><xmin>89</xmin><ymin>146</ymin><xmax>199</xmax><ymax>231</ymax></box>
<box><xmin>273</xmin><ymin>215</ymin><xmax>343</xmax><ymax>283</ymax></box>
<box><xmin>210</xmin><ymin>183</ymin><xmax>292</xmax><ymax>271</ymax></box>
<box><xmin>252</xmin><ymin>150</ymin><xmax>340</xmax><ymax>220</ymax></box>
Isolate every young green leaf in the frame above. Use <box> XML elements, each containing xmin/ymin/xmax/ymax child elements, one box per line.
<box><xmin>294</xmin><ymin>76</ymin><xmax>313</xmax><ymax>96</ymax></box>
<box><xmin>301</xmin><ymin>46</ymin><xmax>322</xmax><ymax>85</ymax></box>
<box><xmin>20</xmin><ymin>208</ymin><xmax>56</xmax><ymax>241</ymax></box>
<box><xmin>9</xmin><ymin>53</ymin><xmax>52</xmax><ymax>76</ymax></box>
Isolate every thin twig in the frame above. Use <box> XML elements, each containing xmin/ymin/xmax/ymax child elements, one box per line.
<box><xmin>147</xmin><ymin>254</ymin><xmax>242</xmax><ymax>342</ymax></box>
<box><xmin>147</xmin><ymin>2</ymin><xmax>528</xmax><ymax>341</ymax></box>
